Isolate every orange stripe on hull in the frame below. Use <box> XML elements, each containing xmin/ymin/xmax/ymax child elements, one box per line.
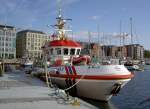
<box><xmin>49</xmin><ymin>73</ymin><xmax>134</xmax><ymax>80</ymax></box>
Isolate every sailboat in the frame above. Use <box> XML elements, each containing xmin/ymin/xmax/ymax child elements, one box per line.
<box><xmin>123</xmin><ymin>18</ymin><xmax>144</xmax><ymax>71</ymax></box>
<box><xmin>41</xmin><ymin>9</ymin><xmax>133</xmax><ymax>101</ymax></box>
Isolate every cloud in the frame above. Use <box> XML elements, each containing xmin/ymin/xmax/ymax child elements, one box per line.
<box><xmin>89</xmin><ymin>15</ymin><xmax>101</xmax><ymax>20</ymax></box>
<box><xmin>58</xmin><ymin>0</ymin><xmax>80</xmax><ymax>7</ymax></box>
<box><xmin>67</xmin><ymin>30</ymin><xmax>108</xmax><ymax>42</ymax></box>
<box><xmin>0</xmin><ymin>0</ymin><xmax>81</xmax><ymax>30</ymax></box>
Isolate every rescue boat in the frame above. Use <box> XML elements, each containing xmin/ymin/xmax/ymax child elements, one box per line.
<box><xmin>42</xmin><ymin>9</ymin><xmax>133</xmax><ymax>101</ymax></box>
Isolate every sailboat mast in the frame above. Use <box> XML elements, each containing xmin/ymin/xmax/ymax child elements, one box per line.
<box><xmin>97</xmin><ymin>24</ymin><xmax>100</xmax><ymax>62</ymax></box>
<box><xmin>88</xmin><ymin>31</ymin><xmax>91</xmax><ymax>56</ymax></box>
<box><xmin>120</xmin><ymin>20</ymin><xmax>122</xmax><ymax>46</ymax></box>
<box><xmin>119</xmin><ymin>20</ymin><xmax>122</xmax><ymax>58</ymax></box>
<box><xmin>130</xmin><ymin>17</ymin><xmax>134</xmax><ymax>60</ymax></box>
<box><xmin>130</xmin><ymin>17</ymin><xmax>133</xmax><ymax>44</ymax></box>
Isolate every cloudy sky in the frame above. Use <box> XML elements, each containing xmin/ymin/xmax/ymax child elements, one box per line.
<box><xmin>0</xmin><ymin>0</ymin><xmax>150</xmax><ymax>49</ymax></box>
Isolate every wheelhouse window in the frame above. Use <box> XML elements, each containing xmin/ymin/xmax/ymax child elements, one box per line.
<box><xmin>50</xmin><ymin>48</ymin><xmax>53</xmax><ymax>55</ymax></box>
<box><xmin>55</xmin><ymin>48</ymin><xmax>61</xmax><ymax>55</ymax></box>
<box><xmin>63</xmin><ymin>48</ymin><xmax>68</xmax><ymax>55</ymax></box>
<box><xmin>70</xmin><ymin>48</ymin><xmax>75</xmax><ymax>55</ymax></box>
<box><xmin>76</xmin><ymin>49</ymin><xmax>80</xmax><ymax>55</ymax></box>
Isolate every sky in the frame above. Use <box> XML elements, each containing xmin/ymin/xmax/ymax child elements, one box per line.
<box><xmin>0</xmin><ymin>0</ymin><xmax>150</xmax><ymax>49</ymax></box>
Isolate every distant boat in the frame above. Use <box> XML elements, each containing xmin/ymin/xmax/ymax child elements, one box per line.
<box><xmin>21</xmin><ymin>58</ymin><xmax>33</xmax><ymax>68</ymax></box>
<box><xmin>20</xmin><ymin>50</ymin><xmax>33</xmax><ymax>68</ymax></box>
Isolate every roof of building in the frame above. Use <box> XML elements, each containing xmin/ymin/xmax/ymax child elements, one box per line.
<box><xmin>17</xmin><ymin>29</ymin><xmax>45</xmax><ymax>34</ymax></box>
<box><xmin>125</xmin><ymin>44</ymin><xmax>143</xmax><ymax>47</ymax></box>
<box><xmin>49</xmin><ymin>39</ymin><xmax>81</xmax><ymax>47</ymax></box>
<box><xmin>0</xmin><ymin>24</ymin><xmax>14</xmax><ymax>29</ymax></box>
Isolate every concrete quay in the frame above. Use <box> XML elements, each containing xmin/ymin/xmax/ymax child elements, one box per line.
<box><xmin>0</xmin><ymin>69</ymin><xmax>98</xmax><ymax>109</ymax></box>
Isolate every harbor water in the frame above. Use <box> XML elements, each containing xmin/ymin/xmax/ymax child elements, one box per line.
<box><xmin>82</xmin><ymin>65</ymin><xmax>150</xmax><ymax>109</ymax></box>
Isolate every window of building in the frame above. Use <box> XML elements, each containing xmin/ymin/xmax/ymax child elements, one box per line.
<box><xmin>55</xmin><ymin>48</ymin><xmax>61</xmax><ymax>55</ymax></box>
<box><xmin>6</xmin><ymin>48</ymin><xmax>8</xmax><ymax>52</ymax></box>
<box><xmin>12</xmin><ymin>33</ymin><xmax>15</xmax><ymax>36</ymax></box>
<box><xmin>70</xmin><ymin>48</ymin><xmax>75</xmax><ymax>55</ymax></box>
<box><xmin>76</xmin><ymin>49</ymin><xmax>80</xmax><ymax>55</ymax></box>
<box><xmin>6</xmin><ymin>37</ymin><xmax>8</xmax><ymax>41</ymax></box>
<box><xmin>0</xmin><ymin>31</ymin><xmax>2</xmax><ymax>35</ymax></box>
<box><xmin>6</xmin><ymin>31</ymin><xmax>9</xmax><ymax>36</ymax></box>
<box><xmin>9</xmin><ymin>54</ymin><xmax>14</xmax><ymax>59</ymax></box>
<box><xmin>50</xmin><ymin>48</ymin><xmax>53</xmax><ymax>55</ymax></box>
<box><xmin>63</xmin><ymin>48</ymin><xmax>68</xmax><ymax>55</ymax></box>
<box><xmin>12</xmin><ymin>48</ymin><xmax>15</xmax><ymax>52</ymax></box>
<box><xmin>6</xmin><ymin>43</ymin><xmax>8</xmax><ymax>46</ymax></box>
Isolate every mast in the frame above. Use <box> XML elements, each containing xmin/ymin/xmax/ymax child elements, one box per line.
<box><xmin>119</xmin><ymin>20</ymin><xmax>123</xmax><ymax>58</ymax></box>
<box><xmin>119</xmin><ymin>20</ymin><xmax>122</xmax><ymax>46</ymax></box>
<box><xmin>130</xmin><ymin>17</ymin><xmax>133</xmax><ymax>44</ymax></box>
<box><xmin>51</xmin><ymin>1</ymin><xmax>72</xmax><ymax>40</ymax></box>
<box><xmin>97</xmin><ymin>24</ymin><xmax>100</xmax><ymax>62</ymax></box>
<box><xmin>130</xmin><ymin>17</ymin><xmax>134</xmax><ymax>59</ymax></box>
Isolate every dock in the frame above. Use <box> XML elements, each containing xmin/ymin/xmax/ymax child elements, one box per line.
<box><xmin>0</xmin><ymin>67</ymin><xmax>98</xmax><ymax>109</ymax></box>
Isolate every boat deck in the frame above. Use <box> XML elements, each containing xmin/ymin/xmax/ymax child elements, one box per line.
<box><xmin>0</xmin><ymin>67</ymin><xmax>97</xmax><ymax>109</ymax></box>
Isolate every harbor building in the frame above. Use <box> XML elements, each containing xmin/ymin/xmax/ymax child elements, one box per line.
<box><xmin>75</xmin><ymin>41</ymin><xmax>144</xmax><ymax>60</ymax></box>
<box><xmin>16</xmin><ymin>30</ymin><xmax>51</xmax><ymax>59</ymax></box>
<box><xmin>101</xmin><ymin>45</ymin><xmax>118</xmax><ymax>58</ymax></box>
<box><xmin>78</xmin><ymin>42</ymin><xmax>102</xmax><ymax>57</ymax></box>
<box><xmin>125</xmin><ymin>44</ymin><xmax>144</xmax><ymax>60</ymax></box>
<box><xmin>117</xmin><ymin>46</ymin><xmax>127</xmax><ymax>58</ymax></box>
<box><xmin>0</xmin><ymin>24</ymin><xmax>16</xmax><ymax>59</ymax></box>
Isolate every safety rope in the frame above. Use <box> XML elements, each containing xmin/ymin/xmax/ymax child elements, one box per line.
<box><xmin>63</xmin><ymin>66</ymin><xmax>89</xmax><ymax>91</ymax></box>
<box><xmin>64</xmin><ymin>75</ymin><xmax>85</xmax><ymax>91</ymax></box>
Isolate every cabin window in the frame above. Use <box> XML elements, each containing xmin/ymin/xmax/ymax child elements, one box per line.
<box><xmin>55</xmin><ymin>48</ymin><xmax>61</xmax><ymax>55</ymax></box>
<box><xmin>70</xmin><ymin>48</ymin><xmax>75</xmax><ymax>55</ymax></box>
<box><xmin>76</xmin><ymin>49</ymin><xmax>80</xmax><ymax>55</ymax></box>
<box><xmin>63</xmin><ymin>48</ymin><xmax>68</xmax><ymax>55</ymax></box>
<box><xmin>50</xmin><ymin>48</ymin><xmax>53</xmax><ymax>55</ymax></box>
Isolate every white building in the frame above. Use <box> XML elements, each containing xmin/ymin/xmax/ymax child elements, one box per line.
<box><xmin>0</xmin><ymin>25</ymin><xmax>16</xmax><ymax>59</ymax></box>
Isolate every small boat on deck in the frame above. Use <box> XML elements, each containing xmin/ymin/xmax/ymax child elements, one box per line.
<box><xmin>41</xmin><ymin>10</ymin><xmax>133</xmax><ymax>101</ymax></box>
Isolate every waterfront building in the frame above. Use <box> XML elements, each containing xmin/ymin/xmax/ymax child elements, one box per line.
<box><xmin>101</xmin><ymin>45</ymin><xmax>118</xmax><ymax>58</ymax></box>
<box><xmin>125</xmin><ymin>44</ymin><xmax>144</xmax><ymax>60</ymax></box>
<box><xmin>75</xmin><ymin>41</ymin><xmax>144</xmax><ymax>60</ymax></box>
<box><xmin>78</xmin><ymin>41</ymin><xmax>90</xmax><ymax>55</ymax></box>
<box><xmin>0</xmin><ymin>24</ymin><xmax>16</xmax><ymax>59</ymax></box>
<box><xmin>118</xmin><ymin>46</ymin><xmax>127</xmax><ymax>58</ymax></box>
<box><xmin>78</xmin><ymin>42</ymin><xmax>102</xmax><ymax>57</ymax></box>
<box><xmin>16</xmin><ymin>30</ymin><xmax>51</xmax><ymax>59</ymax></box>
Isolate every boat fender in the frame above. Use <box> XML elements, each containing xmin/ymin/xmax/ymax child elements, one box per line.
<box><xmin>110</xmin><ymin>83</ymin><xmax>122</xmax><ymax>95</ymax></box>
